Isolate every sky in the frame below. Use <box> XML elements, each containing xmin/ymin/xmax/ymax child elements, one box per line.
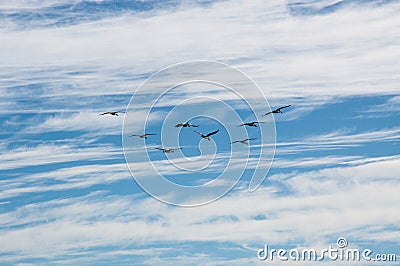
<box><xmin>0</xmin><ymin>0</ymin><xmax>400</xmax><ymax>265</ymax></box>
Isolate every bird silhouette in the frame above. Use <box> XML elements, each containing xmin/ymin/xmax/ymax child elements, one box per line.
<box><xmin>100</xmin><ymin>111</ymin><xmax>125</xmax><ymax>116</ymax></box>
<box><xmin>175</xmin><ymin>122</ymin><xmax>198</xmax><ymax>128</ymax></box>
<box><xmin>194</xmin><ymin>129</ymin><xmax>219</xmax><ymax>141</ymax></box>
<box><xmin>129</xmin><ymin>133</ymin><xmax>157</xmax><ymax>139</ymax></box>
<box><xmin>231</xmin><ymin>138</ymin><xmax>256</xmax><ymax>145</ymax></box>
<box><xmin>238</xmin><ymin>121</ymin><xmax>265</xmax><ymax>127</ymax></box>
<box><xmin>154</xmin><ymin>147</ymin><xmax>182</xmax><ymax>153</ymax></box>
<box><xmin>264</xmin><ymin>105</ymin><xmax>291</xmax><ymax>116</ymax></box>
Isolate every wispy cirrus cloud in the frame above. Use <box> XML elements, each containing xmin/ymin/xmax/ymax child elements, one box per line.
<box><xmin>1</xmin><ymin>0</ymin><xmax>399</xmax><ymax>99</ymax></box>
<box><xmin>1</xmin><ymin>155</ymin><xmax>399</xmax><ymax>264</ymax></box>
<box><xmin>0</xmin><ymin>143</ymin><xmax>122</xmax><ymax>170</ymax></box>
<box><xmin>268</xmin><ymin>127</ymin><xmax>400</xmax><ymax>154</ymax></box>
<box><xmin>356</xmin><ymin>95</ymin><xmax>400</xmax><ymax>118</ymax></box>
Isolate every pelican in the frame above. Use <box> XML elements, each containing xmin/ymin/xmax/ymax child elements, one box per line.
<box><xmin>238</xmin><ymin>121</ymin><xmax>265</xmax><ymax>127</ymax></box>
<box><xmin>155</xmin><ymin>147</ymin><xmax>181</xmax><ymax>153</ymax></box>
<box><xmin>175</xmin><ymin>122</ymin><xmax>198</xmax><ymax>128</ymax></box>
<box><xmin>194</xmin><ymin>129</ymin><xmax>219</xmax><ymax>141</ymax></box>
<box><xmin>129</xmin><ymin>133</ymin><xmax>157</xmax><ymax>139</ymax></box>
<box><xmin>264</xmin><ymin>105</ymin><xmax>291</xmax><ymax>116</ymax></box>
<box><xmin>100</xmin><ymin>111</ymin><xmax>125</xmax><ymax>116</ymax></box>
<box><xmin>231</xmin><ymin>138</ymin><xmax>256</xmax><ymax>145</ymax></box>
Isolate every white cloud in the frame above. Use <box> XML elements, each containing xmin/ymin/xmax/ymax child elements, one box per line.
<box><xmin>0</xmin><ymin>144</ymin><xmax>119</xmax><ymax>168</ymax></box>
<box><xmin>0</xmin><ymin>155</ymin><xmax>399</xmax><ymax>263</ymax></box>
<box><xmin>359</xmin><ymin>95</ymin><xmax>400</xmax><ymax>118</ymax></box>
<box><xmin>0</xmin><ymin>0</ymin><xmax>399</xmax><ymax>100</ymax></box>
<box><xmin>260</xmin><ymin>127</ymin><xmax>400</xmax><ymax>154</ymax></box>
<box><xmin>0</xmin><ymin>0</ymin><xmax>91</xmax><ymax>10</ymax></box>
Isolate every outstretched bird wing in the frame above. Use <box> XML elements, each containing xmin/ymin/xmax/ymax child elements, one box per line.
<box><xmin>276</xmin><ymin>105</ymin><xmax>291</xmax><ymax>111</ymax></box>
<box><xmin>205</xmin><ymin>129</ymin><xmax>219</xmax><ymax>137</ymax></box>
<box><xmin>155</xmin><ymin>147</ymin><xmax>165</xmax><ymax>151</ymax></box>
<box><xmin>263</xmin><ymin>111</ymin><xmax>273</xmax><ymax>116</ymax></box>
<box><xmin>175</xmin><ymin>123</ymin><xmax>184</xmax><ymax>127</ymax></box>
<box><xmin>145</xmin><ymin>133</ymin><xmax>157</xmax><ymax>136</ymax></box>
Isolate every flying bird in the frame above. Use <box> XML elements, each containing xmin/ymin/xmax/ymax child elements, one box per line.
<box><xmin>264</xmin><ymin>105</ymin><xmax>291</xmax><ymax>116</ymax></box>
<box><xmin>238</xmin><ymin>121</ymin><xmax>265</xmax><ymax>127</ymax></box>
<box><xmin>100</xmin><ymin>111</ymin><xmax>125</xmax><ymax>116</ymax></box>
<box><xmin>154</xmin><ymin>147</ymin><xmax>181</xmax><ymax>153</ymax></box>
<box><xmin>194</xmin><ymin>129</ymin><xmax>219</xmax><ymax>141</ymax></box>
<box><xmin>175</xmin><ymin>122</ymin><xmax>198</xmax><ymax>128</ymax></box>
<box><xmin>231</xmin><ymin>138</ymin><xmax>256</xmax><ymax>145</ymax></box>
<box><xmin>129</xmin><ymin>133</ymin><xmax>157</xmax><ymax>139</ymax></box>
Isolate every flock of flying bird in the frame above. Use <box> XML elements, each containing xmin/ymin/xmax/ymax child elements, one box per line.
<box><xmin>100</xmin><ymin>105</ymin><xmax>291</xmax><ymax>153</ymax></box>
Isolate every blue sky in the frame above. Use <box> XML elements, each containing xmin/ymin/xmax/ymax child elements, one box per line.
<box><xmin>1</xmin><ymin>0</ymin><xmax>400</xmax><ymax>265</ymax></box>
